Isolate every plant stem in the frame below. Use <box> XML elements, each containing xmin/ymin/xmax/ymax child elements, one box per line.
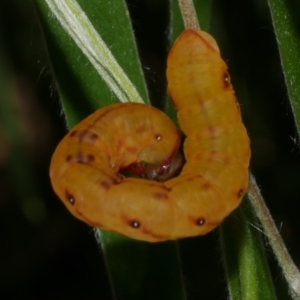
<box><xmin>248</xmin><ymin>174</ymin><xmax>300</xmax><ymax>299</ymax></box>
<box><xmin>178</xmin><ymin>0</ymin><xmax>200</xmax><ymax>30</ymax></box>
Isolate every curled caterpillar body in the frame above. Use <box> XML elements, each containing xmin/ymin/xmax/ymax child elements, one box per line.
<box><xmin>50</xmin><ymin>29</ymin><xmax>250</xmax><ymax>242</ymax></box>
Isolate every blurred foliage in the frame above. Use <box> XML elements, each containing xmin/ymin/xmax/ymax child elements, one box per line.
<box><xmin>0</xmin><ymin>0</ymin><xmax>299</xmax><ymax>299</ymax></box>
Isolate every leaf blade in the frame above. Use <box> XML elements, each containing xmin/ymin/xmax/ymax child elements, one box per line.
<box><xmin>35</xmin><ymin>1</ymin><xmax>187</xmax><ymax>299</ymax></box>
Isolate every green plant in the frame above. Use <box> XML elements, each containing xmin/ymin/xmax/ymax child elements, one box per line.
<box><xmin>32</xmin><ymin>0</ymin><xmax>300</xmax><ymax>299</ymax></box>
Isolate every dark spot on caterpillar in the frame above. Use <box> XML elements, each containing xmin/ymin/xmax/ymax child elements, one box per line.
<box><xmin>76</xmin><ymin>152</ymin><xmax>84</xmax><ymax>163</ymax></box>
<box><xmin>201</xmin><ymin>183</ymin><xmax>210</xmax><ymax>190</ymax></box>
<box><xmin>100</xmin><ymin>181</ymin><xmax>111</xmax><ymax>190</ymax></box>
<box><xmin>89</xmin><ymin>132</ymin><xmax>98</xmax><ymax>142</ymax></box>
<box><xmin>130</xmin><ymin>219</ymin><xmax>141</xmax><ymax>229</ymax></box>
<box><xmin>69</xmin><ymin>130</ymin><xmax>77</xmax><ymax>137</ymax></box>
<box><xmin>73</xmin><ymin>153</ymin><xmax>95</xmax><ymax>163</ymax></box>
<box><xmin>112</xmin><ymin>175</ymin><xmax>123</xmax><ymax>184</ymax></box>
<box><xmin>223</xmin><ymin>71</ymin><xmax>230</xmax><ymax>89</ymax></box>
<box><xmin>160</xmin><ymin>185</ymin><xmax>171</xmax><ymax>192</ymax></box>
<box><xmin>87</xmin><ymin>154</ymin><xmax>95</xmax><ymax>162</ymax></box>
<box><xmin>155</xmin><ymin>134</ymin><xmax>162</xmax><ymax>141</ymax></box>
<box><xmin>238</xmin><ymin>189</ymin><xmax>244</xmax><ymax>198</ymax></box>
<box><xmin>99</xmin><ymin>175</ymin><xmax>122</xmax><ymax>190</ymax></box>
<box><xmin>196</xmin><ymin>218</ymin><xmax>205</xmax><ymax>226</ymax></box>
<box><xmin>154</xmin><ymin>192</ymin><xmax>168</xmax><ymax>200</ymax></box>
<box><xmin>66</xmin><ymin>155</ymin><xmax>72</xmax><ymax>162</ymax></box>
<box><xmin>78</xmin><ymin>130</ymin><xmax>89</xmax><ymax>142</ymax></box>
<box><xmin>65</xmin><ymin>190</ymin><xmax>75</xmax><ymax>205</ymax></box>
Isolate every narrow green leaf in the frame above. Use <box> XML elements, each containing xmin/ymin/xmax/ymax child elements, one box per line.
<box><xmin>34</xmin><ymin>1</ymin><xmax>186</xmax><ymax>299</ymax></box>
<box><xmin>248</xmin><ymin>175</ymin><xmax>300</xmax><ymax>299</ymax></box>
<box><xmin>34</xmin><ymin>0</ymin><xmax>149</xmax><ymax>126</ymax></box>
<box><xmin>267</xmin><ymin>0</ymin><xmax>300</xmax><ymax>136</ymax></box>
<box><xmin>220</xmin><ymin>199</ymin><xmax>277</xmax><ymax>300</ymax></box>
<box><xmin>99</xmin><ymin>231</ymin><xmax>186</xmax><ymax>300</ymax></box>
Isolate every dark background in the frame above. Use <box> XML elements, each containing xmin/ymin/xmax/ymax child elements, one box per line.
<box><xmin>1</xmin><ymin>0</ymin><xmax>299</xmax><ymax>299</ymax></box>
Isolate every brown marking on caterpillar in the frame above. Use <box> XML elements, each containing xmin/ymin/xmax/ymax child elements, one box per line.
<box><xmin>69</xmin><ymin>130</ymin><xmax>77</xmax><ymax>137</ymax></box>
<box><xmin>98</xmin><ymin>174</ymin><xmax>123</xmax><ymax>190</ymax></box>
<box><xmin>99</xmin><ymin>181</ymin><xmax>111</xmax><ymax>190</ymax></box>
<box><xmin>66</xmin><ymin>155</ymin><xmax>72</xmax><ymax>162</ymax></box>
<box><xmin>89</xmin><ymin>132</ymin><xmax>99</xmax><ymax>142</ymax></box>
<box><xmin>196</xmin><ymin>217</ymin><xmax>206</xmax><ymax>226</ymax></box>
<box><xmin>238</xmin><ymin>189</ymin><xmax>244</xmax><ymax>198</ymax></box>
<box><xmin>161</xmin><ymin>185</ymin><xmax>171</xmax><ymax>192</ymax></box>
<box><xmin>78</xmin><ymin>130</ymin><xmax>89</xmax><ymax>142</ymax></box>
<box><xmin>112</xmin><ymin>175</ymin><xmax>124</xmax><ymax>184</ymax></box>
<box><xmin>49</xmin><ymin>29</ymin><xmax>250</xmax><ymax>242</ymax></box>
<box><xmin>76</xmin><ymin>152</ymin><xmax>84</xmax><ymax>163</ymax></box>
<box><xmin>87</xmin><ymin>154</ymin><xmax>95</xmax><ymax>162</ymax></box>
<box><xmin>201</xmin><ymin>183</ymin><xmax>210</xmax><ymax>191</ymax></box>
<box><xmin>68</xmin><ymin>153</ymin><xmax>95</xmax><ymax>164</ymax></box>
<box><xmin>223</xmin><ymin>71</ymin><xmax>231</xmax><ymax>89</ymax></box>
<box><xmin>100</xmin><ymin>178</ymin><xmax>119</xmax><ymax>189</ymax></box>
<box><xmin>65</xmin><ymin>190</ymin><xmax>75</xmax><ymax>205</ymax></box>
<box><xmin>129</xmin><ymin>219</ymin><xmax>141</xmax><ymax>229</ymax></box>
<box><xmin>153</xmin><ymin>192</ymin><xmax>169</xmax><ymax>200</ymax></box>
<box><xmin>91</xmin><ymin>104</ymin><xmax>123</xmax><ymax>126</ymax></box>
<box><xmin>155</xmin><ymin>134</ymin><xmax>162</xmax><ymax>141</ymax></box>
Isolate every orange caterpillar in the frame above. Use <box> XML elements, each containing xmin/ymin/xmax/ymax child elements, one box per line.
<box><xmin>50</xmin><ymin>29</ymin><xmax>250</xmax><ymax>242</ymax></box>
